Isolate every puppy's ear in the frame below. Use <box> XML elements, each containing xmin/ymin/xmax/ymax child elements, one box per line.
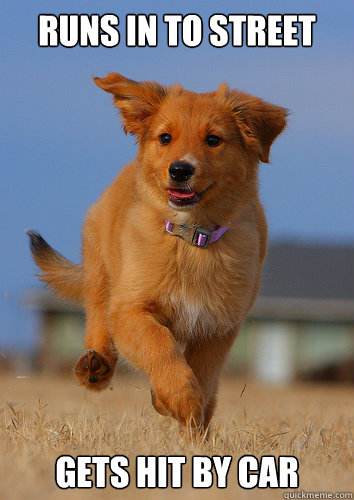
<box><xmin>93</xmin><ymin>73</ymin><xmax>167</xmax><ymax>137</ymax></box>
<box><xmin>218</xmin><ymin>84</ymin><xmax>288</xmax><ymax>163</ymax></box>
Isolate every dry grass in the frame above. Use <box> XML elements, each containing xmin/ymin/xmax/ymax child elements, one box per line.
<box><xmin>0</xmin><ymin>372</ymin><xmax>353</xmax><ymax>499</ymax></box>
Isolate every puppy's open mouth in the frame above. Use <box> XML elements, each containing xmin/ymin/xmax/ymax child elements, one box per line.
<box><xmin>168</xmin><ymin>185</ymin><xmax>213</xmax><ymax>208</ymax></box>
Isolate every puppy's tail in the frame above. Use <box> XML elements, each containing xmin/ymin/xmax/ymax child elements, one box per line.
<box><xmin>26</xmin><ymin>230</ymin><xmax>84</xmax><ymax>303</ymax></box>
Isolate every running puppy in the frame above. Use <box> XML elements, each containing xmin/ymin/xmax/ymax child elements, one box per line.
<box><xmin>27</xmin><ymin>73</ymin><xmax>287</xmax><ymax>432</ymax></box>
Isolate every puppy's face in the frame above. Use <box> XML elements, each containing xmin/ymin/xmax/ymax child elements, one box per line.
<box><xmin>94</xmin><ymin>74</ymin><xmax>287</xmax><ymax>222</ymax></box>
<box><xmin>140</xmin><ymin>93</ymin><xmax>251</xmax><ymax>215</ymax></box>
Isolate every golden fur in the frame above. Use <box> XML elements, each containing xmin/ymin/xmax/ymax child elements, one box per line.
<box><xmin>28</xmin><ymin>73</ymin><xmax>287</xmax><ymax>432</ymax></box>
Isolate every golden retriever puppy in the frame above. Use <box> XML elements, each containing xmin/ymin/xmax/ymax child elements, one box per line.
<box><xmin>28</xmin><ymin>73</ymin><xmax>287</xmax><ymax>432</ymax></box>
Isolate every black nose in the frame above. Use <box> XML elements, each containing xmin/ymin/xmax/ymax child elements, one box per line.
<box><xmin>169</xmin><ymin>161</ymin><xmax>195</xmax><ymax>183</ymax></box>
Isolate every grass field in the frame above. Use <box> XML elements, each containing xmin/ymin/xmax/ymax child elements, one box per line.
<box><xmin>0</xmin><ymin>372</ymin><xmax>353</xmax><ymax>500</ymax></box>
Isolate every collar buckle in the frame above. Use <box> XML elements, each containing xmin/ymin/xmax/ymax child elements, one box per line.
<box><xmin>192</xmin><ymin>227</ymin><xmax>212</xmax><ymax>248</ymax></box>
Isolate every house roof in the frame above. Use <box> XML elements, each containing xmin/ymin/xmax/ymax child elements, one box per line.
<box><xmin>260</xmin><ymin>243</ymin><xmax>353</xmax><ymax>300</ymax></box>
<box><xmin>249</xmin><ymin>243</ymin><xmax>354</xmax><ymax>321</ymax></box>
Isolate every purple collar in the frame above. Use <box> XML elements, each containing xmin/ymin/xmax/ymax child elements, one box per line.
<box><xmin>165</xmin><ymin>220</ymin><xmax>228</xmax><ymax>248</ymax></box>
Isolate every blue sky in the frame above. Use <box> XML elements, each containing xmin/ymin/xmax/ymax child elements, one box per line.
<box><xmin>1</xmin><ymin>1</ymin><xmax>353</xmax><ymax>352</ymax></box>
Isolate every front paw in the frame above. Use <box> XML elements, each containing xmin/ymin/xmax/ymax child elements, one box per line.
<box><xmin>151</xmin><ymin>390</ymin><xmax>170</xmax><ymax>416</ymax></box>
<box><xmin>74</xmin><ymin>350</ymin><xmax>114</xmax><ymax>391</ymax></box>
<box><xmin>153</xmin><ymin>375</ymin><xmax>204</xmax><ymax>428</ymax></box>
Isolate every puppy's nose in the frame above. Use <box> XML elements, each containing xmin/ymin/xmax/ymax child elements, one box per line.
<box><xmin>169</xmin><ymin>161</ymin><xmax>195</xmax><ymax>183</ymax></box>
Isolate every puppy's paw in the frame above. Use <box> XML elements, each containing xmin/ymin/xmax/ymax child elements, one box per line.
<box><xmin>74</xmin><ymin>350</ymin><xmax>114</xmax><ymax>391</ymax></box>
<box><xmin>153</xmin><ymin>376</ymin><xmax>204</xmax><ymax>429</ymax></box>
<box><xmin>176</xmin><ymin>385</ymin><xmax>204</xmax><ymax>429</ymax></box>
<box><xmin>151</xmin><ymin>389</ymin><xmax>170</xmax><ymax>416</ymax></box>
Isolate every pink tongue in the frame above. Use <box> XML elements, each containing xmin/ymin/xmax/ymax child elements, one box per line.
<box><xmin>168</xmin><ymin>189</ymin><xmax>195</xmax><ymax>199</ymax></box>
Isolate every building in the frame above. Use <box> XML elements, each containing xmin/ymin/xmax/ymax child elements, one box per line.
<box><xmin>232</xmin><ymin>243</ymin><xmax>353</xmax><ymax>382</ymax></box>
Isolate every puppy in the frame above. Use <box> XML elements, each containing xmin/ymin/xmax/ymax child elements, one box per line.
<box><xmin>27</xmin><ymin>73</ymin><xmax>287</xmax><ymax>432</ymax></box>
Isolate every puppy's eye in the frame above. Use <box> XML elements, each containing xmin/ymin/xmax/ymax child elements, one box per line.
<box><xmin>159</xmin><ymin>133</ymin><xmax>171</xmax><ymax>145</ymax></box>
<box><xmin>206</xmin><ymin>135</ymin><xmax>222</xmax><ymax>147</ymax></box>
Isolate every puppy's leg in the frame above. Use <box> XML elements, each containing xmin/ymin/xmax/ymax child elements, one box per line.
<box><xmin>184</xmin><ymin>328</ymin><xmax>239</xmax><ymax>431</ymax></box>
<box><xmin>74</xmin><ymin>241</ymin><xmax>118</xmax><ymax>391</ymax></box>
<box><xmin>75</xmin><ymin>311</ymin><xmax>118</xmax><ymax>392</ymax></box>
<box><xmin>109</xmin><ymin>304</ymin><xmax>204</xmax><ymax>428</ymax></box>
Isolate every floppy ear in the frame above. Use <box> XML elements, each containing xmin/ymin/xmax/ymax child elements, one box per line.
<box><xmin>93</xmin><ymin>73</ymin><xmax>167</xmax><ymax>137</ymax></box>
<box><xmin>218</xmin><ymin>84</ymin><xmax>288</xmax><ymax>163</ymax></box>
